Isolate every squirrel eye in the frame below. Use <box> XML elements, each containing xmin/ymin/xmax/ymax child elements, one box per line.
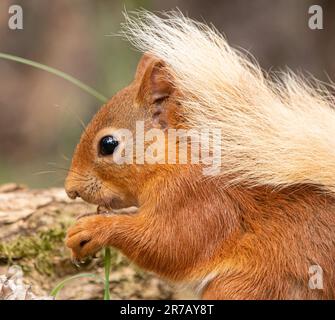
<box><xmin>99</xmin><ymin>135</ymin><xmax>119</xmax><ymax>156</ymax></box>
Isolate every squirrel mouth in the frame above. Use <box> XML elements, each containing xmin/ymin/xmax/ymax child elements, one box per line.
<box><xmin>76</xmin><ymin>205</ymin><xmax>138</xmax><ymax>220</ymax></box>
<box><xmin>96</xmin><ymin>205</ymin><xmax>138</xmax><ymax>215</ymax></box>
<box><xmin>97</xmin><ymin>205</ymin><xmax>113</xmax><ymax>215</ymax></box>
<box><xmin>94</xmin><ymin>195</ymin><xmax>138</xmax><ymax>215</ymax></box>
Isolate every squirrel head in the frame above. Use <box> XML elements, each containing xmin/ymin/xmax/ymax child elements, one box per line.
<box><xmin>65</xmin><ymin>53</ymin><xmax>186</xmax><ymax>209</ymax></box>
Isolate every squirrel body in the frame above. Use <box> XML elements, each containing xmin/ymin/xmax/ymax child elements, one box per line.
<box><xmin>65</xmin><ymin>11</ymin><xmax>335</xmax><ymax>299</ymax></box>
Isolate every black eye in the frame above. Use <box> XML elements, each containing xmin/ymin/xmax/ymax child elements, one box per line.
<box><xmin>99</xmin><ymin>135</ymin><xmax>119</xmax><ymax>156</ymax></box>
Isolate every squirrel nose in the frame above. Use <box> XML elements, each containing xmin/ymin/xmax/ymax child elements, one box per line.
<box><xmin>65</xmin><ymin>175</ymin><xmax>80</xmax><ymax>199</ymax></box>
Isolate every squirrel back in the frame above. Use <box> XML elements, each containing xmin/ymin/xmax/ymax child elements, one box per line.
<box><xmin>122</xmin><ymin>10</ymin><xmax>335</xmax><ymax>192</ymax></box>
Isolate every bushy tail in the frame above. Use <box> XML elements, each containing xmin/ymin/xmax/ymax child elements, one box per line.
<box><xmin>121</xmin><ymin>10</ymin><xmax>335</xmax><ymax>192</ymax></box>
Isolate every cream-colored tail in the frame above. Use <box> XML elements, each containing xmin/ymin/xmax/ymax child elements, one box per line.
<box><xmin>121</xmin><ymin>10</ymin><xmax>335</xmax><ymax>192</ymax></box>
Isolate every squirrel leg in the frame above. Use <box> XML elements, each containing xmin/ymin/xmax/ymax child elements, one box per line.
<box><xmin>66</xmin><ymin>210</ymin><xmax>215</xmax><ymax>280</ymax></box>
<box><xmin>66</xmin><ymin>213</ymin><xmax>144</xmax><ymax>262</ymax></box>
<box><xmin>66</xmin><ymin>211</ymin><xmax>180</xmax><ymax>272</ymax></box>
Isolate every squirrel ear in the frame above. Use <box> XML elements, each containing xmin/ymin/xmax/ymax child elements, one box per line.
<box><xmin>135</xmin><ymin>54</ymin><xmax>176</xmax><ymax>128</ymax></box>
<box><xmin>135</xmin><ymin>53</ymin><xmax>173</xmax><ymax>104</ymax></box>
<box><xmin>134</xmin><ymin>52</ymin><xmax>155</xmax><ymax>82</ymax></box>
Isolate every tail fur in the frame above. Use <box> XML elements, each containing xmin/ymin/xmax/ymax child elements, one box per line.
<box><xmin>121</xmin><ymin>10</ymin><xmax>335</xmax><ymax>192</ymax></box>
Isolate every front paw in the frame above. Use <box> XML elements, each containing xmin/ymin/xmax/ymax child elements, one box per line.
<box><xmin>66</xmin><ymin>215</ymin><xmax>110</xmax><ymax>261</ymax></box>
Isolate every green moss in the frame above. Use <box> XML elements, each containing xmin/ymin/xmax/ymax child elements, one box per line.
<box><xmin>0</xmin><ymin>224</ymin><xmax>128</xmax><ymax>276</ymax></box>
<box><xmin>0</xmin><ymin>227</ymin><xmax>67</xmax><ymax>275</ymax></box>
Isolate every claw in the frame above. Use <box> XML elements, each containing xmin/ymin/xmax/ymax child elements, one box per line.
<box><xmin>71</xmin><ymin>258</ymin><xmax>81</xmax><ymax>268</ymax></box>
<box><xmin>71</xmin><ymin>257</ymin><xmax>87</xmax><ymax>267</ymax></box>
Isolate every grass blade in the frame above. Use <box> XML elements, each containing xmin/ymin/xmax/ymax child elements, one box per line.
<box><xmin>0</xmin><ymin>52</ymin><xmax>108</xmax><ymax>103</ymax></box>
<box><xmin>50</xmin><ymin>273</ymin><xmax>104</xmax><ymax>299</ymax></box>
<box><xmin>104</xmin><ymin>248</ymin><xmax>111</xmax><ymax>300</ymax></box>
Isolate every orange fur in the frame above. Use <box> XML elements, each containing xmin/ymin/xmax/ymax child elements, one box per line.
<box><xmin>65</xmin><ymin>52</ymin><xmax>335</xmax><ymax>300</ymax></box>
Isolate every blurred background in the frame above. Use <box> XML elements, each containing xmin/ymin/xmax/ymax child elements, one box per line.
<box><xmin>0</xmin><ymin>0</ymin><xmax>334</xmax><ymax>188</ymax></box>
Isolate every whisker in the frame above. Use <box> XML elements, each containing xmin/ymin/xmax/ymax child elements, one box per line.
<box><xmin>47</xmin><ymin>164</ymin><xmax>88</xmax><ymax>179</ymax></box>
<box><xmin>32</xmin><ymin>170</ymin><xmax>58</xmax><ymax>176</ymax></box>
<box><xmin>46</xmin><ymin>161</ymin><xmax>58</xmax><ymax>166</ymax></box>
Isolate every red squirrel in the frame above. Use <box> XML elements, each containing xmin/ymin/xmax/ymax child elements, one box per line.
<box><xmin>65</xmin><ymin>11</ymin><xmax>335</xmax><ymax>299</ymax></box>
